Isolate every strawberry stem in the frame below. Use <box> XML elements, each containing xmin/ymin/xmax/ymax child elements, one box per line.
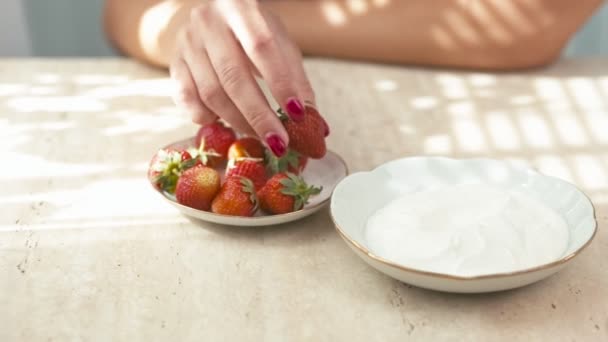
<box><xmin>276</xmin><ymin>107</ymin><xmax>289</xmax><ymax>122</ymax></box>
<box><xmin>279</xmin><ymin>172</ymin><xmax>323</xmax><ymax>211</ymax></box>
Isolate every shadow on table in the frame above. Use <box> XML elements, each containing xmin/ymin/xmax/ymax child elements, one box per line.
<box><xmin>3</xmin><ymin>59</ymin><xmax>608</xmax><ymax>202</ymax></box>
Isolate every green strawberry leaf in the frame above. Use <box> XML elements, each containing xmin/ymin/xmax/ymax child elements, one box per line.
<box><xmin>181</xmin><ymin>158</ymin><xmax>197</xmax><ymax>170</ymax></box>
<box><xmin>280</xmin><ymin>189</ymin><xmax>299</xmax><ymax>196</ymax></box>
<box><xmin>285</xmin><ymin>150</ymin><xmax>301</xmax><ymax>169</ymax></box>
<box><xmin>240</xmin><ymin>177</ymin><xmax>258</xmax><ymax>207</ymax></box>
<box><xmin>279</xmin><ymin>178</ymin><xmax>296</xmax><ymax>188</ymax></box>
<box><xmin>308</xmin><ymin>185</ymin><xmax>322</xmax><ymax>195</ymax></box>
<box><xmin>293</xmin><ymin>198</ymin><xmax>304</xmax><ymax>211</ymax></box>
<box><xmin>276</xmin><ymin>172</ymin><xmax>324</xmax><ymax>211</ymax></box>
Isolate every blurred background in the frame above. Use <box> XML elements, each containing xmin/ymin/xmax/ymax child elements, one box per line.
<box><xmin>0</xmin><ymin>0</ymin><xmax>607</xmax><ymax>58</ymax></box>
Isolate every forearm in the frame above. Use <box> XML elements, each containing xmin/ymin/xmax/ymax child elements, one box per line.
<box><xmin>104</xmin><ymin>0</ymin><xmax>197</xmax><ymax>68</ymax></box>
<box><xmin>264</xmin><ymin>0</ymin><xmax>604</xmax><ymax>70</ymax></box>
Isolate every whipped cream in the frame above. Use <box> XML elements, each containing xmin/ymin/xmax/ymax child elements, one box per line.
<box><xmin>365</xmin><ymin>184</ymin><xmax>569</xmax><ymax>276</ymax></box>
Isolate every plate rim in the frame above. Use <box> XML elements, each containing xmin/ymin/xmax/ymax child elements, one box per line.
<box><xmin>330</xmin><ymin>156</ymin><xmax>598</xmax><ymax>281</ymax></box>
<box><xmin>153</xmin><ymin>137</ymin><xmax>349</xmax><ymax>225</ymax></box>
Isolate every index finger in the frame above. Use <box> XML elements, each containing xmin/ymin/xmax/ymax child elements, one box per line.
<box><xmin>219</xmin><ymin>0</ymin><xmax>306</xmax><ymax>122</ymax></box>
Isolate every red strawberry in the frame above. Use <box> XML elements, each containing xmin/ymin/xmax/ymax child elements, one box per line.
<box><xmin>258</xmin><ymin>173</ymin><xmax>322</xmax><ymax>214</ymax></box>
<box><xmin>180</xmin><ymin>150</ymin><xmax>192</xmax><ymax>161</ymax></box>
<box><xmin>148</xmin><ymin>148</ymin><xmax>199</xmax><ymax>193</ymax></box>
<box><xmin>266</xmin><ymin>148</ymin><xmax>308</xmax><ymax>176</ymax></box>
<box><xmin>211</xmin><ymin>177</ymin><xmax>258</xmax><ymax>217</ymax></box>
<box><xmin>195</xmin><ymin>121</ymin><xmax>236</xmax><ymax>167</ymax></box>
<box><xmin>226</xmin><ymin>159</ymin><xmax>266</xmax><ymax>190</ymax></box>
<box><xmin>279</xmin><ymin>106</ymin><xmax>326</xmax><ymax>159</ymax></box>
<box><xmin>175</xmin><ymin>165</ymin><xmax>221</xmax><ymax>211</ymax></box>
<box><xmin>228</xmin><ymin>137</ymin><xmax>265</xmax><ymax>161</ymax></box>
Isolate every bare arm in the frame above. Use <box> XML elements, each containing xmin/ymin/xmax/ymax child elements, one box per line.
<box><xmin>104</xmin><ymin>0</ymin><xmax>197</xmax><ymax>68</ymax></box>
<box><xmin>104</xmin><ymin>0</ymin><xmax>604</xmax><ymax>70</ymax></box>
<box><xmin>264</xmin><ymin>0</ymin><xmax>604</xmax><ymax>69</ymax></box>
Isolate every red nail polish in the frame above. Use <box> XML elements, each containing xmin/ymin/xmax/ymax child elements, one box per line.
<box><xmin>285</xmin><ymin>97</ymin><xmax>304</xmax><ymax>121</ymax></box>
<box><xmin>322</xmin><ymin>118</ymin><xmax>330</xmax><ymax>137</ymax></box>
<box><xmin>265</xmin><ymin>133</ymin><xmax>287</xmax><ymax>157</ymax></box>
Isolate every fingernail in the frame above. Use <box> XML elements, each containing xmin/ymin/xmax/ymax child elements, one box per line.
<box><xmin>265</xmin><ymin>133</ymin><xmax>287</xmax><ymax>157</ymax></box>
<box><xmin>285</xmin><ymin>97</ymin><xmax>304</xmax><ymax>121</ymax></box>
<box><xmin>322</xmin><ymin>118</ymin><xmax>330</xmax><ymax>137</ymax></box>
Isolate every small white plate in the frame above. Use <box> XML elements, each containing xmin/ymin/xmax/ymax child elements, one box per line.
<box><xmin>154</xmin><ymin>137</ymin><xmax>348</xmax><ymax>226</ymax></box>
<box><xmin>330</xmin><ymin>157</ymin><xmax>597</xmax><ymax>293</ymax></box>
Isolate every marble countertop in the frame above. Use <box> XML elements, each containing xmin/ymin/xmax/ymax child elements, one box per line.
<box><xmin>1</xmin><ymin>58</ymin><xmax>606</xmax><ymax>341</ymax></box>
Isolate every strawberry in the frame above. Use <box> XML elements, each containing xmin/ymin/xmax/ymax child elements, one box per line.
<box><xmin>279</xmin><ymin>106</ymin><xmax>326</xmax><ymax>159</ymax></box>
<box><xmin>226</xmin><ymin>159</ymin><xmax>267</xmax><ymax>190</ymax></box>
<box><xmin>258</xmin><ymin>173</ymin><xmax>322</xmax><ymax>214</ymax></box>
<box><xmin>211</xmin><ymin>177</ymin><xmax>258</xmax><ymax>217</ymax></box>
<box><xmin>265</xmin><ymin>149</ymin><xmax>308</xmax><ymax>176</ymax></box>
<box><xmin>148</xmin><ymin>148</ymin><xmax>199</xmax><ymax>193</ymax></box>
<box><xmin>195</xmin><ymin>121</ymin><xmax>236</xmax><ymax>167</ymax></box>
<box><xmin>175</xmin><ymin>165</ymin><xmax>221</xmax><ymax>211</ymax></box>
<box><xmin>228</xmin><ymin>137</ymin><xmax>265</xmax><ymax>161</ymax></box>
<box><xmin>148</xmin><ymin>148</ymin><xmax>176</xmax><ymax>190</ymax></box>
<box><xmin>180</xmin><ymin>150</ymin><xmax>192</xmax><ymax>161</ymax></box>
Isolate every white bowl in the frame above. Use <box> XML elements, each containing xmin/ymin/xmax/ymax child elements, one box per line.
<box><xmin>154</xmin><ymin>137</ymin><xmax>348</xmax><ymax>227</ymax></box>
<box><xmin>330</xmin><ymin>157</ymin><xmax>597</xmax><ymax>293</ymax></box>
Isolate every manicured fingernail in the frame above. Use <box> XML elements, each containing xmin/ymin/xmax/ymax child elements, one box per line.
<box><xmin>322</xmin><ymin>118</ymin><xmax>330</xmax><ymax>137</ymax></box>
<box><xmin>285</xmin><ymin>97</ymin><xmax>304</xmax><ymax>121</ymax></box>
<box><xmin>265</xmin><ymin>133</ymin><xmax>286</xmax><ymax>157</ymax></box>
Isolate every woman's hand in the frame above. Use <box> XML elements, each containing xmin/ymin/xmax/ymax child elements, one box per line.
<box><xmin>170</xmin><ymin>0</ymin><xmax>317</xmax><ymax>157</ymax></box>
